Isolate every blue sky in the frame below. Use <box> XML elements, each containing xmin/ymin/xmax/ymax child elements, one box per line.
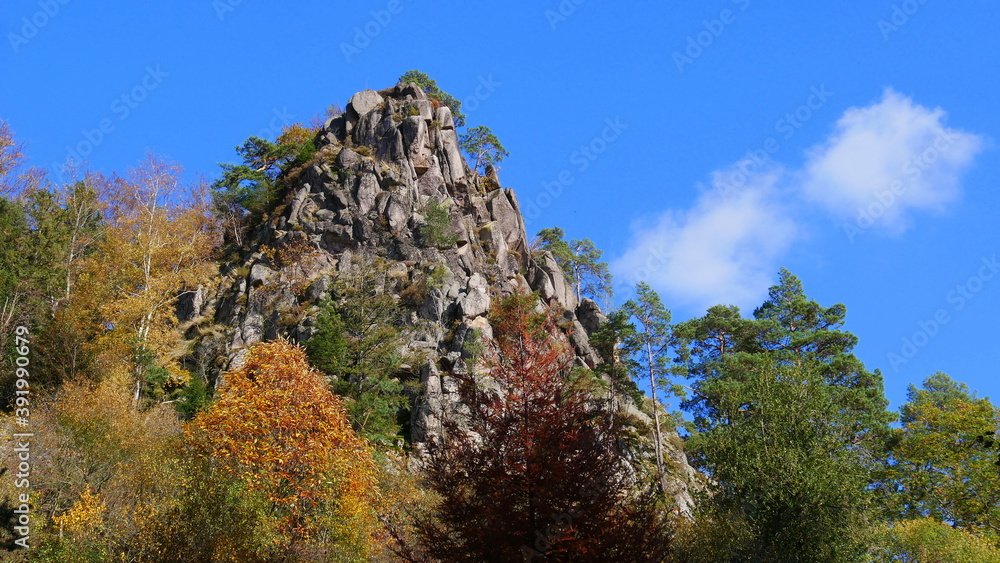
<box><xmin>3</xmin><ymin>0</ymin><xmax>998</xmax><ymax>410</ymax></box>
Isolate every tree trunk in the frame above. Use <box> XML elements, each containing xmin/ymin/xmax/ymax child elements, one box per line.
<box><xmin>647</xmin><ymin>341</ymin><xmax>668</xmax><ymax>495</ymax></box>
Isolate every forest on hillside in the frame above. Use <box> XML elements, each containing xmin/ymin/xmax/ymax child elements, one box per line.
<box><xmin>1</xmin><ymin>73</ymin><xmax>999</xmax><ymax>562</ymax></box>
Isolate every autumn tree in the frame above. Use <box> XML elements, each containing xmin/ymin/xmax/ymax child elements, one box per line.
<box><xmin>411</xmin><ymin>294</ymin><xmax>672</xmax><ymax>562</ymax></box>
<box><xmin>188</xmin><ymin>339</ymin><xmax>380</xmax><ymax>559</ymax></box>
<box><xmin>0</xmin><ymin>119</ymin><xmax>42</xmax><ymax>197</ymax></box>
<box><xmin>7</xmin><ymin>373</ymin><xmax>184</xmax><ymax>559</ymax></box>
<box><xmin>0</xmin><ymin>120</ymin><xmax>23</xmax><ymax>188</ymax></box>
<box><xmin>871</xmin><ymin>517</ymin><xmax>1000</xmax><ymax>562</ymax></box>
<box><xmin>93</xmin><ymin>156</ymin><xmax>218</xmax><ymax>403</ymax></box>
<box><xmin>880</xmin><ymin>373</ymin><xmax>1000</xmax><ymax>540</ymax></box>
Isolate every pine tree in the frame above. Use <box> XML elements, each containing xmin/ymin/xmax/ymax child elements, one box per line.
<box><xmin>459</xmin><ymin>125</ymin><xmax>509</xmax><ymax>173</ymax></box>
<box><xmin>622</xmin><ymin>282</ymin><xmax>678</xmax><ymax>497</ymax></box>
<box><xmin>674</xmin><ymin>269</ymin><xmax>894</xmax><ymax>560</ymax></box>
<box><xmin>535</xmin><ymin>227</ymin><xmax>613</xmax><ymax>305</ymax></box>
<box><xmin>306</xmin><ymin>253</ymin><xmax>411</xmax><ymax>446</ymax></box>
<box><xmin>398</xmin><ymin>70</ymin><xmax>466</xmax><ymax>127</ymax></box>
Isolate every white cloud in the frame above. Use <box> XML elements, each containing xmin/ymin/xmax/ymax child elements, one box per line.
<box><xmin>612</xmin><ymin>169</ymin><xmax>797</xmax><ymax>313</ymax></box>
<box><xmin>800</xmin><ymin>88</ymin><xmax>982</xmax><ymax>233</ymax></box>
<box><xmin>614</xmin><ymin>89</ymin><xmax>983</xmax><ymax>312</ymax></box>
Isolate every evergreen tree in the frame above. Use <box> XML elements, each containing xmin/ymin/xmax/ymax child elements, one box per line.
<box><xmin>212</xmin><ymin>125</ymin><xmax>316</xmax><ymax>243</ymax></box>
<box><xmin>306</xmin><ymin>254</ymin><xmax>410</xmax><ymax>446</ymax></box>
<box><xmin>751</xmin><ymin>268</ymin><xmax>893</xmax><ymax>440</ymax></box>
<box><xmin>674</xmin><ymin>269</ymin><xmax>895</xmax><ymax>560</ymax></box>
<box><xmin>398</xmin><ymin>70</ymin><xmax>466</xmax><ymax>127</ymax></box>
<box><xmin>622</xmin><ymin>282</ymin><xmax>679</xmax><ymax>496</ymax></box>
<box><xmin>24</xmin><ymin>181</ymin><xmax>102</xmax><ymax>309</ymax></box>
<box><xmin>459</xmin><ymin>125</ymin><xmax>509</xmax><ymax>173</ymax></box>
<box><xmin>535</xmin><ymin>227</ymin><xmax>613</xmax><ymax>305</ymax></box>
<box><xmin>680</xmin><ymin>360</ymin><xmax>874</xmax><ymax>561</ymax></box>
<box><xmin>0</xmin><ymin>197</ymin><xmax>30</xmax><ymax>366</ymax></box>
<box><xmin>591</xmin><ymin>308</ymin><xmax>644</xmax><ymax>407</ymax></box>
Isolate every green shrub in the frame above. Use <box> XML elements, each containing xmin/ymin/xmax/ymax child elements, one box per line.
<box><xmin>427</xmin><ymin>263</ymin><xmax>448</xmax><ymax>290</ymax></box>
<box><xmin>418</xmin><ymin>201</ymin><xmax>457</xmax><ymax>249</ymax></box>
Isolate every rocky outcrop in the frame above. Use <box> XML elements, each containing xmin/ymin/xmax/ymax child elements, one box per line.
<box><xmin>181</xmin><ymin>81</ymin><xmax>702</xmax><ymax>515</ymax></box>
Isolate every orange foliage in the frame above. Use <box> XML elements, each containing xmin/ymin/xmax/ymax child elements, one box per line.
<box><xmin>276</xmin><ymin>123</ymin><xmax>315</xmax><ymax>148</ymax></box>
<box><xmin>187</xmin><ymin>339</ymin><xmax>379</xmax><ymax>555</ymax></box>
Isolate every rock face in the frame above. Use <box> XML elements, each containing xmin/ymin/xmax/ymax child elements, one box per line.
<box><xmin>182</xmin><ymin>81</ymin><xmax>701</xmax><ymax>515</ymax></box>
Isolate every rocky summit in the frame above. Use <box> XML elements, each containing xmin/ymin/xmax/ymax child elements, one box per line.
<box><xmin>177</xmin><ymin>81</ymin><xmax>700</xmax><ymax>514</ymax></box>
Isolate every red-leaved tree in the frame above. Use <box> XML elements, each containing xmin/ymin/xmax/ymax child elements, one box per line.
<box><xmin>408</xmin><ymin>294</ymin><xmax>672</xmax><ymax>562</ymax></box>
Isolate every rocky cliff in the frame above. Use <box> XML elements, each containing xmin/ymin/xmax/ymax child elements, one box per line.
<box><xmin>179</xmin><ymin>81</ymin><xmax>701</xmax><ymax>514</ymax></box>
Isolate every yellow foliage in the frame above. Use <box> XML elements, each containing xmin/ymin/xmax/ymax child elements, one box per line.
<box><xmin>75</xmin><ymin>156</ymin><xmax>218</xmax><ymax>397</ymax></box>
<box><xmin>873</xmin><ymin>517</ymin><xmax>1000</xmax><ymax>562</ymax></box>
<box><xmin>54</xmin><ymin>486</ymin><xmax>105</xmax><ymax>537</ymax></box>
<box><xmin>5</xmin><ymin>373</ymin><xmax>184</xmax><ymax>558</ymax></box>
<box><xmin>672</xmin><ymin>507</ymin><xmax>754</xmax><ymax>563</ymax></box>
